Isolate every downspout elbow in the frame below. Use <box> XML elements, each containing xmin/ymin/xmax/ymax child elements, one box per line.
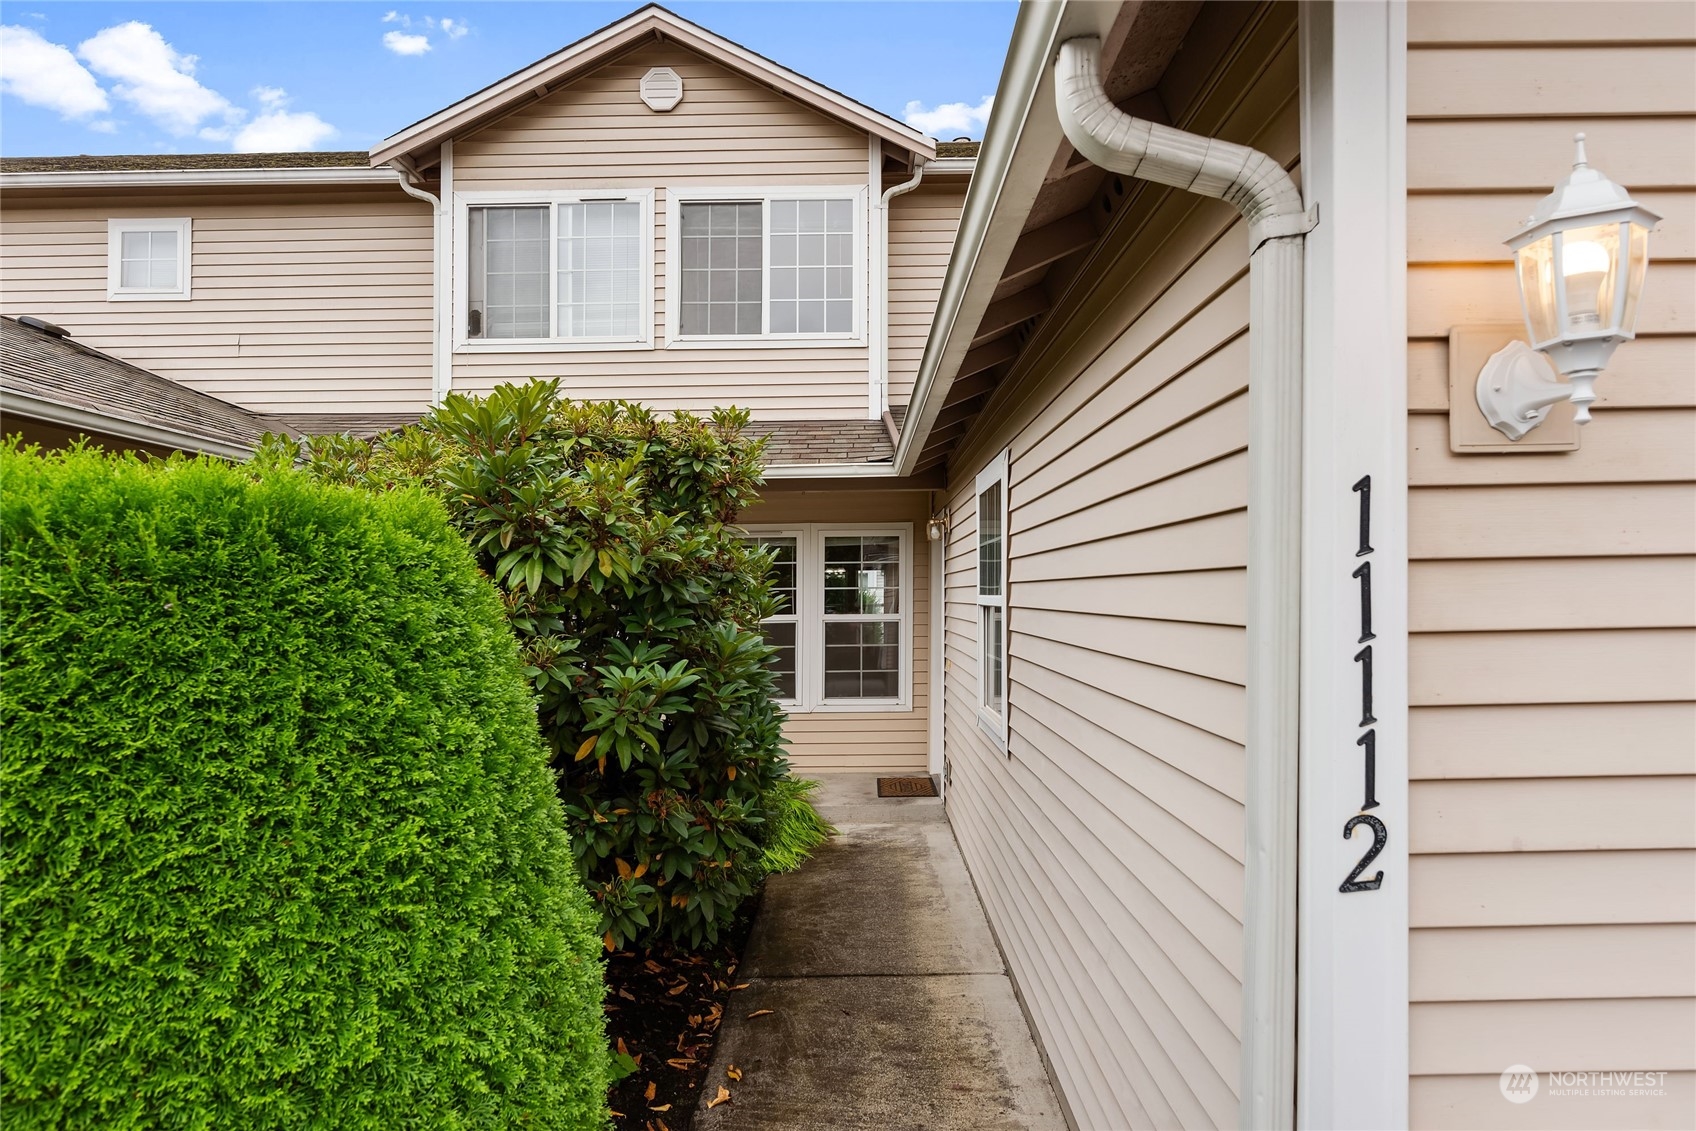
<box><xmin>1054</xmin><ymin>37</ymin><xmax>1308</xmax><ymax>248</ymax></box>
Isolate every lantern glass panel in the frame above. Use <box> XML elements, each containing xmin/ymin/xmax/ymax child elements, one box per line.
<box><xmin>1620</xmin><ymin>220</ymin><xmax>1651</xmax><ymax>335</ymax></box>
<box><xmin>1556</xmin><ymin>221</ymin><xmax>1621</xmax><ymax>336</ymax></box>
<box><xmin>1515</xmin><ymin>233</ymin><xmax>1559</xmax><ymax>344</ymax></box>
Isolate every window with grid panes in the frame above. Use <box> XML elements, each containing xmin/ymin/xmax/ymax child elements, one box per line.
<box><xmin>975</xmin><ymin>453</ymin><xmax>1009</xmax><ymax>736</ymax></box>
<box><xmin>107</xmin><ymin>218</ymin><xmax>191</xmax><ymax>300</ymax></box>
<box><xmin>679</xmin><ymin>201</ymin><xmax>762</xmax><ymax>336</ymax></box>
<box><xmin>752</xmin><ymin>535</ymin><xmax>799</xmax><ymax>702</ymax></box>
<box><xmin>822</xmin><ymin>534</ymin><xmax>901</xmax><ymax>700</ymax></box>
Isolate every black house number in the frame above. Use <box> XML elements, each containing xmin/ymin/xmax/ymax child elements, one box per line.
<box><xmin>1341</xmin><ymin>475</ymin><xmax>1387</xmax><ymax>894</ymax></box>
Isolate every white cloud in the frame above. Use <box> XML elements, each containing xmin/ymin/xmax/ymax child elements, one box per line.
<box><xmin>88</xmin><ymin>118</ymin><xmax>118</xmax><ymax>133</ymax></box>
<box><xmin>235</xmin><ymin>108</ymin><xmax>337</xmax><ymax>152</ymax></box>
<box><xmin>439</xmin><ymin>18</ymin><xmax>468</xmax><ymax>40</ymax></box>
<box><xmin>383</xmin><ymin>29</ymin><xmax>431</xmax><ymax>56</ymax></box>
<box><xmin>903</xmin><ymin>94</ymin><xmax>994</xmax><ymax>139</ymax></box>
<box><xmin>382</xmin><ymin>10</ymin><xmax>403</xmax><ymax>23</ymax></box>
<box><xmin>77</xmin><ymin>21</ymin><xmax>240</xmax><ymax>135</ymax></box>
<box><xmin>0</xmin><ymin>25</ymin><xmax>110</xmax><ymax>118</ymax></box>
<box><xmin>252</xmin><ymin>85</ymin><xmax>287</xmax><ymax>109</ymax></box>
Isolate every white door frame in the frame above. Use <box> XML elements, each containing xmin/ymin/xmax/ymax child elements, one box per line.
<box><xmin>1297</xmin><ymin>3</ymin><xmax>1410</xmax><ymax>1129</ymax></box>
<box><xmin>928</xmin><ymin>530</ymin><xmax>945</xmax><ymax>790</ymax></box>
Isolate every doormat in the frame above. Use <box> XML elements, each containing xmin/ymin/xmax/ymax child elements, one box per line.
<box><xmin>877</xmin><ymin>776</ymin><xmax>938</xmax><ymax>798</ymax></box>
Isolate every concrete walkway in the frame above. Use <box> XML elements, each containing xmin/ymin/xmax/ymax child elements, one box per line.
<box><xmin>694</xmin><ymin>775</ymin><xmax>1063</xmax><ymax>1131</ymax></box>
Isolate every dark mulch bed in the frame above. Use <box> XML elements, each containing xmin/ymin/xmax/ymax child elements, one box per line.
<box><xmin>604</xmin><ymin>891</ymin><xmax>761</xmax><ymax>1131</ymax></box>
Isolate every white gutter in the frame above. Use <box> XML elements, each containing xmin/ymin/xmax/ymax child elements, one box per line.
<box><xmin>870</xmin><ymin>157</ymin><xmax>928</xmax><ymax>419</ymax></box>
<box><xmin>1055</xmin><ymin>36</ymin><xmax>1314</xmax><ymax>1131</ymax></box>
<box><xmin>0</xmin><ymin>167</ymin><xmax>397</xmax><ymax>189</ymax></box>
<box><xmin>391</xmin><ymin>160</ymin><xmax>447</xmax><ymax>405</ymax></box>
<box><xmin>0</xmin><ymin>388</ymin><xmax>257</xmax><ymax>459</ymax></box>
<box><xmin>762</xmin><ymin>461</ymin><xmax>899</xmax><ymax>479</ymax></box>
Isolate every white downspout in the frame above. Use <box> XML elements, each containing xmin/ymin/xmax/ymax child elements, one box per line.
<box><xmin>391</xmin><ymin>159</ymin><xmax>445</xmax><ymax>405</ymax></box>
<box><xmin>1055</xmin><ymin>37</ymin><xmax>1314</xmax><ymax>1131</ymax></box>
<box><xmin>873</xmin><ymin>157</ymin><xmax>928</xmax><ymax>419</ymax></box>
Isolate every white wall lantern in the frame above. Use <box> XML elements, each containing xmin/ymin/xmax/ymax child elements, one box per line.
<box><xmin>1476</xmin><ymin>134</ymin><xmax>1660</xmax><ymax>440</ymax></box>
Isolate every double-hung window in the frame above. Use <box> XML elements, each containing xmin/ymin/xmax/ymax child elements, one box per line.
<box><xmin>975</xmin><ymin>452</ymin><xmax>1009</xmax><ymax>744</ymax></box>
<box><xmin>107</xmin><ymin>218</ymin><xmax>191</xmax><ymax>301</ymax></box>
<box><xmin>459</xmin><ymin>190</ymin><xmax>653</xmax><ymax>347</ymax></box>
<box><xmin>743</xmin><ymin>524</ymin><xmax>909</xmax><ymax>711</ymax></box>
<box><xmin>668</xmin><ymin>187</ymin><xmax>865</xmax><ymax>344</ymax></box>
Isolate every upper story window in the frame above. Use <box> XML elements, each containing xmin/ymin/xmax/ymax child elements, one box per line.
<box><xmin>107</xmin><ymin>218</ymin><xmax>191</xmax><ymax>302</ymax></box>
<box><xmin>457</xmin><ymin>190</ymin><xmax>653</xmax><ymax>350</ymax></box>
<box><xmin>667</xmin><ymin>187</ymin><xmax>865</xmax><ymax>346</ymax></box>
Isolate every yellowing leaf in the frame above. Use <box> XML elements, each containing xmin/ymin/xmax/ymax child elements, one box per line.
<box><xmin>726</xmin><ymin>765</ymin><xmax>737</xmax><ymax>780</ymax></box>
<box><xmin>615</xmin><ymin>858</ymin><xmax>633</xmax><ymax>880</ymax></box>
<box><xmin>666</xmin><ymin>981</ymin><xmax>689</xmax><ymax>996</ymax></box>
<box><xmin>616</xmin><ymin>1038</ymin><xmax>631</xmax><ymax>1058</ymax></box>
<box><xmin>649</xmin><ymin>1104</ymin><xmax>672</xmax><ymax>1113</ymax></box>
<box><xmin>603</xmin><ymin>932</ymin><xmax>616</xmax><ymax>952</ymax></box>
<box><xmin>633</xmin><ymin>861</ymin><xmax>649</xmax><ymax>879</ymax></box>
<box><xmin>727</xmin><ymin>1065</ymin><xmax>743</xmax><ymax>1082</ymax></box>
<box><xmin>574</xmin><ymin>736</ymin><xmax>596</xmax><ymax>762</ymax></box>
<box><xmin>644</xmin><ymin>1081</ymin><xmax>656</xmax><ymax>1102</ymax></box>
<box><xmin>707</xmin><ymin>1086</ymin><xmax>731</xmax><ymax>1109</ymax></box>
<box><xmin>598</xmin><ymin>549</ymin><xmax>612</xmax><ymax>576</ymax></box>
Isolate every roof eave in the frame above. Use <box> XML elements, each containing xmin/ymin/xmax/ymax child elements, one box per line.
<box><xmin>0</xmin><ymin>167</ymin><xmax>397</xmax><ymax>190</ymax></box>
<box><xmin>369</xmin><ymin>6</ymin><xmax>934</xmax><ymax>168</ymax></box>
<box><xmin>0</xmin><ymin>387</ymin><xmax>261</xmax><ymax>459</ymax></box>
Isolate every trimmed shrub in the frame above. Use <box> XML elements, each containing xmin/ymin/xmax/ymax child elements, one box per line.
<box><xmin>757</xmin><ymin>778</ymin><xmax>836</xmax><ymax>875</ymax></box>
<box><xmin>285</xmin><ymin>382</ymin><xmax>808</xmax><ymax>950</ymax></box>
<box><xmin>0</xmin><ymin>444</ymin><xmax>610</xmax><ymax>1129</ymax></box>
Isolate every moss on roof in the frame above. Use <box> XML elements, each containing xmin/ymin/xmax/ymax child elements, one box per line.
<box><xmin>934</xmin><ymin>140</ymin><xmax>981</xmax><ymax>158</ymax></box>
<box><xmin>0</xmin><ymin>152</ymin><xmax>373</xmax><ymax>174</ymax></box>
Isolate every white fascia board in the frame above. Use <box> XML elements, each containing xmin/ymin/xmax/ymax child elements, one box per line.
<box><xmin>371</xmin><ymin>7</ymin><xmax>933</xmax><ymax>166</ymax></box>
<box><xmin>0</xmin><ymin>388</ymin><xmax>258</xmax><ymax>459</ymax></box>
<box><xmin>762</xmin><ymin>462</ymin><xmax>900</xmax><ymax>479</ymax></box>
<box><xmin>893</xmin><ymin>0</ymin><xmax>1094</xmax><ymax>475</ymax></box>
<box><xmin>924</xmin><ymin>157</ymin><xmax>979</xmax><ymax>176</ymax></box>
<box><xmin>0</xmin><ymin>167</ymin><xmax>398</xmax><ymax>189</ymax></box>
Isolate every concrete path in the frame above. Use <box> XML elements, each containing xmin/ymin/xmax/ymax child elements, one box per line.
<box><xmin>694</xmin><ymin>775</ymin><xmax>1064</xmax><ymax>1131</ymax></box>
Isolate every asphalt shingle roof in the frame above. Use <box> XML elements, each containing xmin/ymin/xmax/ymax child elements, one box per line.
<box><xmin>0</xmin><ymin>152</ymin><xmax>373</xmax><ymax>174</ymax></box>
<box><xmin>933</xmin><ymin>140</ymin><xmax>981</xmax><ymax>158</ymax></box>
<box><xmin>0</xmin><ymin>317</ymin><xmax>289</xmax><ymax>450</ymax></box>
<box><xmin>756</xmin><ymin>418</ymin><xmax>893</xmax><ymax>466</ymax></box>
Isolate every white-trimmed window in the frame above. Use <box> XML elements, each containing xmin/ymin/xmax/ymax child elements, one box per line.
<box><xmin>456</xmin><ymin>190</ymin><xmax>654</xmax><ymax>349</ymax></box>
<box><xmin>666</xmin><ymin>186</ymin><xmax>866</xmax><ymax>346</ymax></box>
<box><xmin>742</xmin><ymin>523</ymin><xmax>910</xmax><ymax>711</ymax></box>
<box><xmin>975</xmin><ymin>451</ymin><xmax>1009</xmax><ymax>744</ymax></box>
<box><xmin>107</xmin><ymin>218</ymin><xmax>191</xmax><ymax>301</ymax></box>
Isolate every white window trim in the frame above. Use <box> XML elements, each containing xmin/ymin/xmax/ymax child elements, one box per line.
<box><xmin>740</xmin><ymin>522</ymin><xmax>912</xmax><ymax>713</ymax></box>
<box><xmin>664</xmin><ymin>184</ymin><xmax>869</xmax><ymax>349</ymax></box>
<box><xmin>107</xmin><ymin>217</ymin><xmax>191</xmax><ymax>301</ymax></box>
<box><xmin>974</xmin><ymin>450</ymin><xmax>1010</xmax><ymax>749</ymax></box>
<box><xmin>452</xmin><ymin>188</ymin><xmax>655</xmax><ymax>353</ymax></box>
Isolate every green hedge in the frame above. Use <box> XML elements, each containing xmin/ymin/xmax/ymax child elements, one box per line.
<box><xmin>0</xmin><ymin>445</ymin><xmax>610</xmax><ymax>1129</ymax></box>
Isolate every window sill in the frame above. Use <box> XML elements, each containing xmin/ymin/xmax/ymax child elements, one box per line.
<box><xmin>107</xmin><ymin>290</ymin><xmax>191</xmax><ymax>302</ymax></box>
<box><xmin>785</xmin><ymin>700</ymin><xmax>910</xmax><ymax>714</ymax></box>
<box><xmin>454</xmin><ymin>338</ymin><xmax>652</xmax><ymax>354</ymax></box>
<box><xmin>664</xmin><ymin>335</ymin><xmax>864</xmax><ymax>351</ymax></box>
<box><xmin>975</xmin><ymin>708</ymin><xmax>1008</xmax><ymax>751</ymax></box>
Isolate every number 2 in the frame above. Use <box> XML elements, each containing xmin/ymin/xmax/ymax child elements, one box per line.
<box><xmin>1339</xmin><ymin>814</ymin><xmax>1387</xmax><ymax>893</ymax></box>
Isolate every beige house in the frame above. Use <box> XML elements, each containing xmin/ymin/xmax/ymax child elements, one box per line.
<box><xmin>2</xmin><ymin>2</ymin><xmax>1692</xmax><ymax>1128</ymax></box>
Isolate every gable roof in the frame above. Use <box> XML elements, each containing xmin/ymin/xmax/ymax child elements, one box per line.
<box><xmin>370</xmin><ymin>4</ymin><xmax>934</xmax><ymax>167</ymax></box>
<box><xmin>0</xmin><ymin>317</ymin><xmax>290</xmax><ymax>457</ymax></box>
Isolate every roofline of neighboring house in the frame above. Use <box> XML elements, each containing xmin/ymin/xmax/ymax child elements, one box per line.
<box><xmin>0</xmin><ymin>167</ymin><xmax>400</xmax><ymax>190</ymax></box>
<box><xmin>0</xmin><ymin>387</ymin><xmax>260</xmax><ymax>459</ymax></box>
<box><xmin>370</xmin><ymin>3</ymin><xmax>936</xmax><ymax>167</ymax></box>
<box><xmin>893</xmin><ymin>0</ymin><xmax>1082</xmax><ymax>477</ymax></box>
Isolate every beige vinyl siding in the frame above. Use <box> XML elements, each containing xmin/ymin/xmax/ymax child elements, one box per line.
<box><xmin>1404</xmin><ymin>4</ymin><xmax>1696</xmax><ymax>1128</ymax></box>
<box><xmin>737</xmin><ymin>488</ymin><xmax>930</xmax><ymax>774</ymax></box>
<box><xmin>0</xmin><ymin>188</ymin><xmax>433</xmax><ymax>414</ymax></box>
<box><xmin>450</xmin><ymin>41</ymin><xmax>875</xmax><ymax>419</ymax></box>
<box><xmin>938</xmin><ymin>14</ymin><xmax>1297</xmax><ymax>1127</ymax></box>
<box><xmin>887</xmin><ymin>182</ymin><xmax>969</xmax><ymax>408</ymax></box>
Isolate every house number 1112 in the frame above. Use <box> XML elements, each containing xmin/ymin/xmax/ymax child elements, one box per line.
<box><xmin>1341</xmin><ymin>475</ymin><xmax>1387</xmax><ymax>893</ymax></box>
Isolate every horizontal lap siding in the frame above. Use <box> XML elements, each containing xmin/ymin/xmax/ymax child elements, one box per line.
<box><xmin>0</xmin><ymin>190</ymin><xmax>433</xmax><ymax>414</ymax></box>
<box><xmin>940</xmin><ymin>14</ymin><xmax>1298</xmax><ymax>1123</ymax></box>
<box><xmin>451</xmin><ymin>41</ymin><xmax>874</xmax><ymax>419</ymax></box>
<box><xmin>1405</xmin><ymin>5</ymin><xmax>1696</xmax><ymax>1128</ymax></box>
<box><xmin>737</xmin><ymin>489</ymin><xmax>930</xmax><ymax>774</ymax></box>
<box><xmin>888</xmin><ymin>183</ymin><xmax>968</xmax><ymax>408</ymax></box>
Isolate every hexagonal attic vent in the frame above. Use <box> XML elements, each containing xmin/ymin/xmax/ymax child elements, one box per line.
<box><xmin>639</xmin><ymin>67</ymin><xmax>684</xmax><ymax>112</ymax></box>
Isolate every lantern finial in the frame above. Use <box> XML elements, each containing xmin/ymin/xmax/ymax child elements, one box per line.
<box><xmin>1572</xmin><ymin>132</ymin><xmax>1589</xmax><ymax>170</ymax></box>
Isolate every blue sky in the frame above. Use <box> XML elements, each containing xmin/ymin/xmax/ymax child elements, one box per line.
<box><xmin>0</xmin><ymin>2</ymin><xmax>1018</xmax><ymax>157</ymax></box>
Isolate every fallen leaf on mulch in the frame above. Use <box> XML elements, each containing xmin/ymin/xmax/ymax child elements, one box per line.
<box><xmin>727</xmin><ymin>1065</ymin><xmax>743</xmax><ymax>1081</ymax></box>
<box><xmin>747</xmin><ymin>1009</ymin><xmax>774</xmax><ymax>1019</ymax></box>
<box><xmin>666</xmin><ymin>981</ymin><xmax>689</xmax><ymax>997</ymax></box>
<box><xmin>665</xmin><ymin>1057</ymin><xmax>696</xmax><ymax>1070</ymax></box>
<box><xmin>643</xmin><ymin>1082</ymin><xmax>656</xmax><ymax>1102</ymax></box>
<box><xmin>729</xmin><ymin>983</ymin><xmax>750</xmax><ymax>991</ymax></box>
<box><xmin>708</xmin><ymin>1086</ymin><xmax>732</xmax><ymax>1109</ymax></box>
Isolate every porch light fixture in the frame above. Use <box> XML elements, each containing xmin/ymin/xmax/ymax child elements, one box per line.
<box><xmin>1478</xmin><ymin>134</ymin><xmax>1659</xmax><ymax>440</ymax></box>
<box><xmin>926</xmin><ymin>512</ymin><xmax>948</xmax><ymax>542</ymax></box>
